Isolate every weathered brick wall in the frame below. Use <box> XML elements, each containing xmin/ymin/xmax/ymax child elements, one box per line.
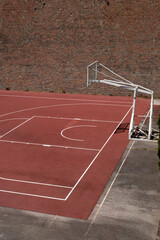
<box><xmin>1</xmin><ymin>0</ymin><xmax>160</xmax><ymax>97</ymax></box>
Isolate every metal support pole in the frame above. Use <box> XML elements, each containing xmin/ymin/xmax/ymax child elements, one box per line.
<box><xmin>129</xmin><ymin>86</ymin><xmax>138</xmax><ymax>139</ymax></box>
<box><xmin>87</xmin><ymin>66</ymin><xmax>89</xmax><ymax>87</ymax></box>
<box><xmin>95</xmin><ymin>61</ymin><xmax>98</xmax><ymax>81</ymax></box>
<box><xmin>148</xmin><ymin>92</ymin><xmax>154</xmax><ymax>139</ymax></box>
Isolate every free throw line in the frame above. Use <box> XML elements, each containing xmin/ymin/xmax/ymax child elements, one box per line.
<box><xmin>0</xmin><ymin>139</ymin><xmax>99</xmax><ymax>151</ymax></box>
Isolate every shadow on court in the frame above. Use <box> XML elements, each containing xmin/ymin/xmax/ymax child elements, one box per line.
<box><xmin>115</xmin><ymin>122</ymin><xmax>130</xmax><ymax>134</ymax></box>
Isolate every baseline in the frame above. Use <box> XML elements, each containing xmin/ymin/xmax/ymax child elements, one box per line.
<box><xmin>0</xmin><ymin>102</ymin><xmax>131</xmax><ymax>119</ymax></box>
<box><xmin>0</xmin><ymin>139</ymin><xmax>100</xmax><ymax>151</ymax></box>
<box><xmin>0</xmin><ymin>92</ymin><xmax>133</xmax><ymax>104</ymax></box>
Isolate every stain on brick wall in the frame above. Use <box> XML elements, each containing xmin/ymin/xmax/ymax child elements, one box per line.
<box><xmin>0</xmin><ymin>0</ymin><xmax>160</xmax><ymax>97</ymax></box>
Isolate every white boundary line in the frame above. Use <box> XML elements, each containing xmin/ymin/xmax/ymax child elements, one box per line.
<box><xmin>35</xmin><ymin>115</ymin><xmax>120</xmax><ymax>124</ymax></box>
<box><xmin>0</xmin><ymin>93</ymin><xmax>132</xmax><ymax>104</ymax></box>
<box><xmin>0</xmin><ymin>116</ymin><xmax>34</xmax><ymax>139</ymax></box>
<box><xmin>0</xmin><ymin>139</ymin><xmax>100</xmax><ymax>151</ymax></box>
<box><xmin>0</xmin><ymin>114</ymin><xmax>74</xmax><ymax>200</ymax></box>
<box><xmin>84</xmin><ymin>140</ymin><xmax>135</xmax><ymax>236</ymax></box>
<box><xmin>61</xmin><ymin>125</ymin><xmax>97</xmax><ymax>142</ymax></box>
<box><xmin>0</xmin><ymin>103</ymin><xmax>131</xmax><ymax>119</ymax></box>
<box><xmin>0</xmin><ymin>118</ymin><xmax>28</xmax><ymax>123</ymax></box>
<box><xmin>0</xmin><ymin>189</ymin><xmax>67</xmax><ymax>201</ymax></box>
<box><xmin>0</xmin><ymin>106</ymin><xmax>132</xmax><ymax>201</ymax></box>
<box><xmin>0</xmin><ymin>177</ymin><xmax>72</xmax><ymax>189</ymax></box>
<box><xmin>0</xmin><ymin>115</ymin><xmax>107</xmax><ymax>151</ymax></box>
<box><xmin>0</xmin><ymin>102</ymin><xmax>132</xmax><ymax>201</ymax></box>
<box><xmin>65</xmin><ymin>105</ymin><xmax>133</xmax><ymax>200</ymax></box>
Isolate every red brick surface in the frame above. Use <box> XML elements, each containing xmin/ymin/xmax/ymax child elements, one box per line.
<box><xmin>1</xmin><ymin>0</ymin><xmax>160</xmax><ymax>97</ymax></box>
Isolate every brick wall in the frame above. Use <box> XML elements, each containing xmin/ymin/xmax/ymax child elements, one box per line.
<box><xmin>1</xmin><ymin>0</ymin><xmax>160</xmax><ymax>98</ymax></box>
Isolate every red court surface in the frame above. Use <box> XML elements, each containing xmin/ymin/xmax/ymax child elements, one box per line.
<box><xmin>0</xmin><ymin>90</ymin><xmax>150</xmax><ymax>219</ymax></box>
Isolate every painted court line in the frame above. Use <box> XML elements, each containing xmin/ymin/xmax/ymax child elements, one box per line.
<box><xmin>0</xmin><ymin>177</ymin><xmax>72</xmax><ymax>189</ymax></box>
<box><xmin>61</xmin><ymin>125</ymin><xmax>97</xmax><ymax>142</ymax></box>
<box><xmin>35</xmin><ymin>115</ymin><xmax>120</xmax><ymax>124</ymax></box>
<box><xmin>0</xmin><ymin>139</ymin><xmax>100</xmax><ymax>151</ymax></box>
<box><xmin>65</xmin><ymin>105</ymin><xmax>133</xmax><ymax>200</ymax></box>
<box><xmin>0</xmin><ymin>106</ymin><xmax>131</xmax><ymax>201</ymax></box>
<box><xmin>0</xmin><ymin>118</ymin><xmax>28</xmax><ymax>123</ymax></box>
<box><xmin>0</xmin><ymin>98</ymin><xmax>133</xmax><ymax>202</ymax></box>
<box><xmin>0</xmin><ymin>189</ymin><xmax>66</xmax><ymax>201</ymax></box>
<box><xmin>0</xmin><ymin>93</ymin><xmax>133</xmax><ymax>104</ymax></box>
<box><xmin>0</xmin><ymin>116</ymin><xmax>34</xmax><ymax>139</ymax></box>
<box><xmin>0</xmin><ymin>102</ymin><xmax>131</xmax><ymax>119</ymax></box>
